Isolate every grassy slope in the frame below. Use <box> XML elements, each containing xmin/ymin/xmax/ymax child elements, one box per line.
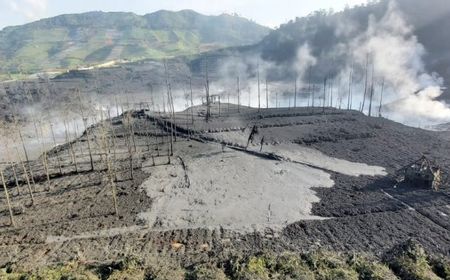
<box><xmin>0</xmin><ymin>10</ymin><xmax>270</xmax><ymax>74</ymax></box>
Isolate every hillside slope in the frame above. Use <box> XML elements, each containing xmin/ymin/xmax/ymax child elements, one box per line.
<box><xmin>0</xmin><ymin>10</ymin><xmax>270</xmax><ymax>74</ymax></box>
<box><xmin>258</xmin><ymin>0</ymin><xmax>450</xmax><ymax>89</ymax></box>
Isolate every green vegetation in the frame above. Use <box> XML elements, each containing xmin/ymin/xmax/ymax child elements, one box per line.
<box><xmin>386</xmin><ymin>240</ymin><xmax>442</xmax><ymax>280</ymax></box>
<box><xmin>0</xmin><ymin>242</ymin><xmax>446</xmax><ymax>279</ymax></box>
<box><xmin>0</xmin><ymin>10</ymin><xmax>270</xmax><ymax>77</ymax></box>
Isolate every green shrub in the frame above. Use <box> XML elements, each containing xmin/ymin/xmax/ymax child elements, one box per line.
<box><xmin>429</xmin><ymin>257</ymin><xmax>450</xmax><ymax>280</ymax></box>
<box><xmin>107</xmin><ymin>259</ymin><xmax>145</xmax><ymax>280</ymax></box>
<box><xmin>385</xmin><ymin>240</ymin><xmax>441</xmax><ymax>280</ymax></box>
<box><xmin>303</xmin><ymin>250</ymin><xmax>358</xmax><ymax>280</ymax></box>
<box><xmin>349</xmin><ymin>254</ymin><xmax>398</xmax><ymax>280</ymax></box>
<box><xmin>187</xmin><ymin>263</ymin><xmax>228</xmax><ymax>280</ymax></box>
<box><xmin>274</xmin><ymin>253</ymin><xmax>315</xmax><ymax>280</ymax></box>
<box><xmin>32</xmin><ymin>262</ymin><xmax>100</xmax><ymax>280</ymax></box>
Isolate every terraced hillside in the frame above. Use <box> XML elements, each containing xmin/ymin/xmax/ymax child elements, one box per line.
<box><xmin>0</xmin><ymin>10</ymin><xmax>270</xmax><ymax>75</ymax></box>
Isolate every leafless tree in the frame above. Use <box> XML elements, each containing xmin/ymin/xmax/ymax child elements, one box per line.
<box><xmin>0</xmin><ymin>168</ymin><xmax>15</xmax><ymax>227</ymax></box>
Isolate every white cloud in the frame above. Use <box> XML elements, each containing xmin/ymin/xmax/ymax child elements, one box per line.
<box><xmin>7</xmin><ymin>0</ymin><xmax>48</xmax><ymax>20</ymax></box>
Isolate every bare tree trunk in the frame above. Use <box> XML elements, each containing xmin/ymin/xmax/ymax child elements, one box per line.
<box><xmin>323</xmin><ymin>78</ymin><xmax>327</xmax><ymax>113</ymax></box>
<box><xmin>257</xmin><ymin>61</ymin><xmax>261</xmax><ymax>112</ymax></box>
<box><xmin>16</xmin><ymin>148</ymin><xmax>34</xmax><ymax>204</ymax></box>
<box><xmin>276</xmin><ymin>92</ymin><xmax>278</xmax><ymax>108</ymax></box>
<box><xmin>312</xmin><ymin>85</ymin><xmax>316</xmax><ymax>109</ymax></box>
<box><xmin>65</xmin><ymin>120</ymin><xmax>78</xmax><ymax>173</ymax></box>
<box><xmin>74</xmin><ymin>121</ymin><xmax>84</xmax><ymax>156</ymax></box>
<box><xmin>329</xmin><ymin>79</ymin><xmax>334</xmax><ymax>108</ymax></box>
<box><xmin>368</xmin><ymin>61</ymin><xmax>375</xmax><ymax>117</ymax></box>
<box><xmin>294</xmin><ymin>78</ymin><xmax>297</xmax><ymax>108</ymax></box>
<box><xmin>266</xmin><ymin>79</ymin><xmax>269</xmax><ymax>109</ymax></box>
<box><xmin>348</xmin><ymin>61</ymin><xmax>354</xmax><ymax>110</ymax></box>
<box><xmin>107</xmin><ymin>156</ymin><xmax>119</xmax><ymax>216</ymax></box>
<box><xmin>10</xmin><ymin>161</ymin><xmax>20</xmax><ymax>196</ymax></box>
<box><xmin>115</xmin><ymin>96</ymin><xmax>120</xmax><ymax>118</ymax></box>
<box><xmin>0</xmin><ymin>169</ymin><xmax>15</xmax><ymax>227</ymax></box>
<box><xmin>50</xmin><ymin>124</ymin><xmax>63</xmax><ymax>175</ymax></box>
<box><xmin>308</xmin><ymin>66</ymin><xmax>312</xmax><ymax>108</ymax></box>
<box><xmin>237</xmin><ymin>76</ymin><xmax>241</xmax><ymax>113</ymax></box>
<box><xmin>164</xmin><ymin>61</ymin><xmax>175</xmax><ymax>154</ymax></box>
<box><xmin>18</xmin><ymin>130</ymin><xmax>36</xmax><ymax>188</ymax></box>
<box><xmin>36</xmin><ymin>123</ymin><xmax>51</xmax><ymax>189</ymax></box>
<box><xmin>361</xmin><ymin>53</ymin><xmax>369</xmax><ymax>113</ymax></box>
<box><xmin>204</xmin><ymin>58</ymin><xmax>211</xmax><ymax>121</ymax></box>
<box><xmin>190</xmin><ymin>77</ymin><xmax>194</xmax><ymax>124</ymax></box>
<box><xmin>218</xmin><ymin>96</ymin><xmax>221</xmax><ymax>116</ymax></box>
<box><xmin>379</xmin><ymin>78</ymin><xmax>385</xmax><ymax>117</ymax></box>
<box><xmin>101</xmin><ymin>121</ymin><xmax>119</xmax><ymax>216</ymax></box>
<box><xmin>83</xmin><ymin>118</ymin><xmax>95</xmax><ymax>172</ymax></box>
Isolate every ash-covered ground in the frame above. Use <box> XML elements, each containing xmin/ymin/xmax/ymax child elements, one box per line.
<box><xmin>0</xmin><ymin>103</ymin><xmax>450</xmax><ymax>270</ymax></box>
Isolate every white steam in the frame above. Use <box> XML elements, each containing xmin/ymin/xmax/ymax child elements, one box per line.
<box><xmin>349</xmin><ymin>1</ymin><xmax>450</xmax><ymax>123</ymax></box>
<box><xmin>295</xmin><ymin>43</ymin><xmax>317</xmax><ymax>87</ymax></box>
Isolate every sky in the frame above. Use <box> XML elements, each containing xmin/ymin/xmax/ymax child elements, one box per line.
<box><xmin>0</xmin><ymin>0</ymin><xmax>370</xmax><ymax>30</ymax></box>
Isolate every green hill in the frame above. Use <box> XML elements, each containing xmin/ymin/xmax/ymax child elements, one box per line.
<box><xmin>0</xmin><ymin>10</ymin><xmax>270</xmax><ymax>75</ymax></box>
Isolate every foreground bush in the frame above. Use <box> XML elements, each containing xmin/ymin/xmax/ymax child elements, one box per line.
<box><xmin>1</xmin><ymin>241</ymin><xmax>449</xmax><ymax>280</ymax></box>
<box><xmin>385</xmin><ymin>240</ymin><xmax>441</xmax><ymax>280</ymax></box>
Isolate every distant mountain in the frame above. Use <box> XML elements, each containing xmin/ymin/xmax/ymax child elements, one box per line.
<box><xmin>0</xmin><ymin>10</ymin><xmax>270</xmax><ymax>74</ymax></box>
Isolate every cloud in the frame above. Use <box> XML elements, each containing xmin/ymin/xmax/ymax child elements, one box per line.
<box><xmin>7</xmin><ymin>0</ymin><xmax>48</xmax><ymax>20</ymax></box>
